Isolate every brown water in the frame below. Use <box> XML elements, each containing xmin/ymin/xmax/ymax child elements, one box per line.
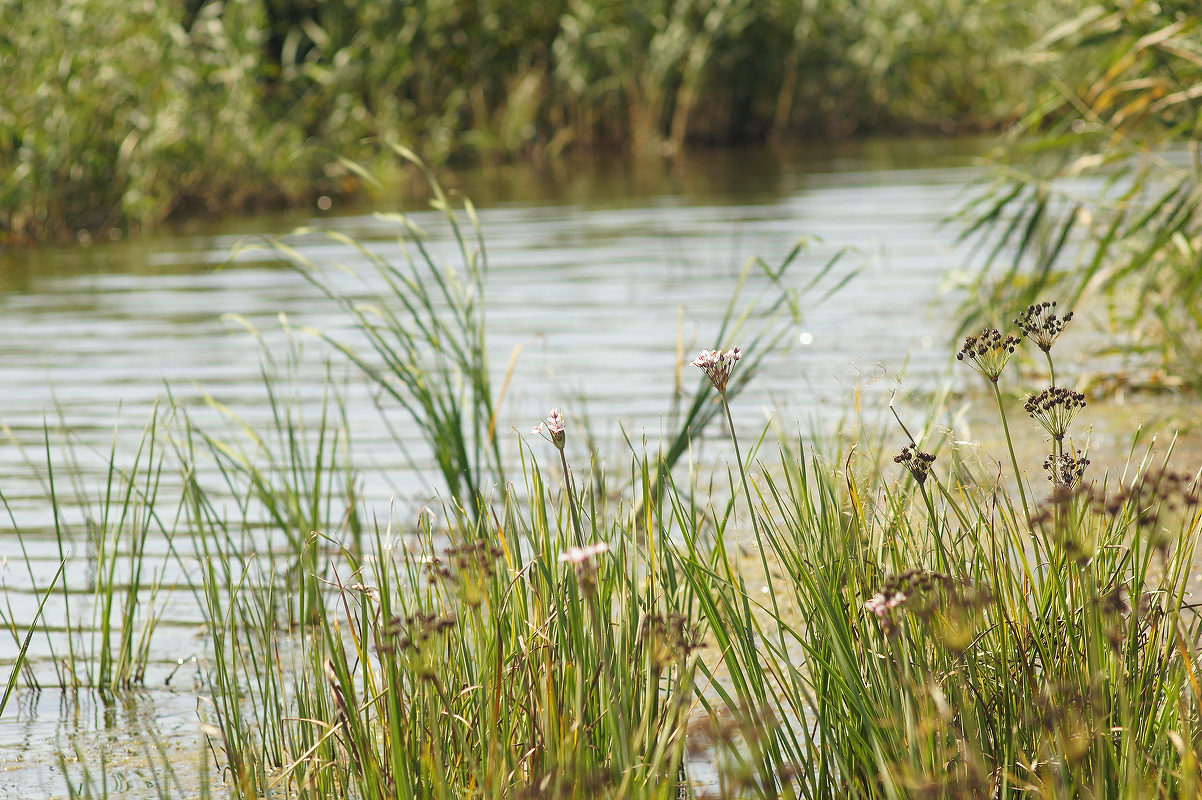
<box><xmin>2</xmin><ymin>138</ymin><xmax>1197</xmax><ymax>797</ymax></box>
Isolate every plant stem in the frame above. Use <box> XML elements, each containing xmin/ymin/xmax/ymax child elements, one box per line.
<box><xmin>991</xmin><ymin>379</ymin><xmax>1031</xmax><ymax>527</ymax></box>
<box><xmin>1044</xmin><ymin>348</ymin><xmax>1057</xmax><ymax>388</ymax></box>
<box><xmin>721</xmin><ymin>395</ymin><xmax>785</xmax><ymax>630</ymax></box>
<box><xmin>560</xmin><ymin>448</ymin><xmax>584</xmax><ymax>547</ymax></box>
<box><xmin>918</xmin><ymin>482</ymin><xmax>950</xmax><ymax>572</ymax></box>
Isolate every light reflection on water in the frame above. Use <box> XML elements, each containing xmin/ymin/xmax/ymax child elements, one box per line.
<box><xmin>0</xmin><ymin>141</ymin><xmax>990</xmax><ymax>794</ymax></box>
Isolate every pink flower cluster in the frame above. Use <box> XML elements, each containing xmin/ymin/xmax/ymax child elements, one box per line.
<box><xmin>691</xmin><ymin>347</ymin><xmax>742</xmax><ymax>395</ymax></box>
<box><xmin>531</xmin><ymin>408</ymin><xmax>567</xmax><ymax>450</ymax></box>
<box><xmin>864</xmin><ymin>590</ymin><xmax>908</xmax><ymax>638</ymax></box>
<box><xmin>558</xmin><ymin>542</ymin><xmax>609</xmax><ymax>564</ymax></box>
<box><xmin>863</xmin><ymin>591</ymin><xmax>907</xmax><ymax>619</ymax></box>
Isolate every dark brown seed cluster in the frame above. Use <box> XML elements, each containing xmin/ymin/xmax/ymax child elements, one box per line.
<box><xmin>1015</xmin><ymin>301</ymin><xmax>1074</xmax><ymax>352</ymax></box>
<box><xmin>1029</xmin><ymin>468</ymin><xmax>1199</xmax><ymax>558</ymax></box>
<box><xmin>957</xmin><ymin>327</ymin><xmax>1022</xmax><ymax>382</ymax></box>
<box><xmin>425</xmin><ymin>540</ymin><xmax>505</xmax><ymax>607</ymax></box>
<box><xmin>1044</xmin><ymin>449</ymin><xmax>1090</xmax><ymax>488</ymax></box>
<box><xmin>864</xmin><ymin>569</ymin><xmax>951</xmax><ymax>637</ymax></box>
<box><xmin>1024</xmin><ymin>386</ymin><xmax>1086</xmax><ymax>440</ymax></box>
<box><xmin>894</xmin><ymin>443</ymin><xmax>936</xmax><ymax>485</ymax></box>
<box><xmin>640</xmin><ymin>612</ymin><xmax>705</xmax><ymax>670</ymax></box>
<box><xmin>378</xmin><ymin>611</ymin><xmax>458</xmax><ymax>678</ymax></box>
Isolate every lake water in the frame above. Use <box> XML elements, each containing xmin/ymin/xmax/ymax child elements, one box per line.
<box><xmin>0</xmin><ymin>137</ymin><xmax>1106</xmax><ymax>795</ymax></box>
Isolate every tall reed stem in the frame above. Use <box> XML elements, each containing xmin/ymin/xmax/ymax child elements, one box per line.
<box><xmin>991</xmin><ymin>379</ymin><xmax>1031</xmax><ymax>526</ymax></box>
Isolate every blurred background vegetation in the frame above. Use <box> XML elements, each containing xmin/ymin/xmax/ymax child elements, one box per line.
<box><xmin>3</xmin><ymin>0</ymin><xmax>1084</xmax><ymax>242</ymax></box>
<box><xmin>957</xmin><ymin>1</ymin><xmax>1202</xmax><ymax>390</ymax></box>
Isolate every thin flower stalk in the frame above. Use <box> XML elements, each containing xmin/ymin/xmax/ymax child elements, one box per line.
<box><xmin>895</xmin><ymin>443</ymin><xmax>949</xmax><ymax>568</ymax></box>
<box><xmin>533</xmin><ymin>408</ymin><xmax>583</xmax><ymax>546</ymax></box>
<box><xmin>1015</xmin><ymin>301</ymin><xmax>1073</xmax><ymax>386</ymax></box>
<box><xmin>957</xmin><ymin>328</ymin><xmax>1031</xmax><ymax>525</ymax></box>
<box><xmin>888</xmin><ymin>397</ymin><xmax>972</xmax><ymax>530</ymax></box>
<box><xmin>991</xmin><ymin>380</ymin><xmax>1032</xmax><ymax>528</ymax></box>
<box><xmin>694</xmin><ymin>346</ymin><xmax>784</xmax><ymax>665</ymax></box>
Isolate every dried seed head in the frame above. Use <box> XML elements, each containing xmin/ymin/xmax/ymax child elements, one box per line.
<box><xmin>1044</xmin><ymin>449</ymin><xmax>1090</xmax><ymax>489</ymax></box>
<box><xmin>894</xmin><ymin>443</ymin><xmax>936</xmax><ymax>485</ymax></box>
<box><xmin>439</xmin><ymin>539</ymin><xmax>505</xmax><ymax>608</ymax></box>
<box><xmin>1025</xmin><ymin>386</ymin><xmax>1086</xmax><ymax>440</ymax></box>
<box><xmin>864</xmin><ymin>570</ymin><xmax>991</xmax><ymax>649</ymax></box>
<box><xmin>957</xmin><ymin>327</ymin><xmax>1021</xmax><ymax>382</ymax></box>
<box><xmin>1015</xmin><ymin>301</ymin><xmax>1074</xmax><ymax>353</ymax></box>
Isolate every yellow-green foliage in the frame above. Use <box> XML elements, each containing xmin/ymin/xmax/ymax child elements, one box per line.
<box><xmin>2</xmin><ymin>0</ymin><xmax>1070</xmax><ymax>242</ymax></box>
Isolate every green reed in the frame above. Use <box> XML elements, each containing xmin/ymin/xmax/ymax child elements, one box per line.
<box><xmin>0</xmin><ymin>408</ymin><xmax>176</xmax><ymax>694</ymax></box>
<box><xmin>5</xmin><ymin>171</ymin><xmax>1200</xmax><ymax>798</ymax></box>
<box><xmin>955</xmin><ymin>3</ymin><xmax>1202</xmax><ymax>391</ymax></box>
<box><xmin>3</xmin><ymin>0</ymin><xmax>1070</xmax><ymax>242</ymax></box>
<box><xmin>688</xmin><ymin>306</ymin><xmax>1202</xmax><ymax>798</ymax></box>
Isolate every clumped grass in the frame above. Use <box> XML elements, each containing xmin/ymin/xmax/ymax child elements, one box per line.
<box><xmin>0</xmin><ymin>407</ymin><xmax>177</xmax><ymax>694</ymax></box>
<box><xmin>3</xmin><ymin>180</ymin><xmax>1201</xmax><ymax>798</ymax></box>
<box><xmin>2</xmin><ymin>0</ymin><xmax>1074</xmax><ymax>242</ymax></box>
<box><xmin>695</xmin><ymin>311</ymin><xmax>1202</xmax><ymax>797</ymax></box>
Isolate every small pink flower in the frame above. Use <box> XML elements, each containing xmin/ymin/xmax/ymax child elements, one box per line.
<box><xmin>532</xmin><ymin>408</ymin><xmax>567</xmax><ymax>450</ymax></box>
<box><xmin>864</xmin><ymin>590</ymin><xmax>908</xmax><ymax>637</ymax></box>
<box><xmin>558</xmin><ymin>542</ymin><xmax>609</xmax><ymax>564</ymax></box>
<box><xmin>692</xmin><ymin>347</ymin><xmax>742</xmax><ymax>395</ymax></box>
<box><xmin>864</xmin><ymin>593</ymin><xmax>890</xmax><ymax>618</ymax></box>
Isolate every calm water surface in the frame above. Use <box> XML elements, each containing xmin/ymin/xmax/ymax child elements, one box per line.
<box><xmin>1</xmin><ymin>139</ymin><xmax>1002</xmax><ymax>794</ymax></box>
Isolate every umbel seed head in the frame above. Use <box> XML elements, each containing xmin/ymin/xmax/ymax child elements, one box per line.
<box><xmin>1015</xmin><ymin>301</ymin><xmax>1073</xmax><ymax>353</ymax></box>
<box><xmin>957</xmin><ymin>328</ymin><xmax>1021</xmax><ymax>382</ymax></box>
<box><xmin>1025</xmin><ymin>386</ymin><xmax>1086</xmax><ymax>441</ymax></box>
<box><xmin>1044</xmin><ymin>450</ymin><xmax>1090</xmax><ymax>489</ymax></box>
<box><xmin>894</xmin><ymin>443</ymin><xmax>936</xmax><ymax>485</ymax></box>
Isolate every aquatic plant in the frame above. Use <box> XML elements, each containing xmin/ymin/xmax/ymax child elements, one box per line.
<box><xmin>2</xmin><ymin>162</ymin><xmax>1200</xmax><ymax>797</ymax></box>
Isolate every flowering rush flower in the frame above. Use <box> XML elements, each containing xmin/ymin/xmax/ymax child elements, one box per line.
<box><xmin>531</xmin><ymin>408</ymin><xmax>567</xmax><ymax>450</ymax></box>
<box><xmin>558</xmin><ymin>542</ymin><xmax>609</xmax><ymax>564</ymax></box>
<box><xmin>863</xmin><ymin>591</ymin><xmax>907</xmax><ymax>619</ymax></box>
<box><xmin>692</xmin><ymin>347</ymin><xmax>741</xmax><ymax>395</ymax></box>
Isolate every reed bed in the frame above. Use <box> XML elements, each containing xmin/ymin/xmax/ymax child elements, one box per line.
<box><xmin>2</xmin><ymin>0</ymin><xmax>1071</xmax><ymax>242</ymax></box>
<box><xmin>3</xmin><ymin>174</ymin><xmax>1201</xmax><ymax>799</ymax></box>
